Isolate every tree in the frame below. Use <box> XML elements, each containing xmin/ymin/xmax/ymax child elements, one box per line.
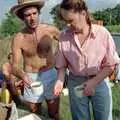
<box><xmin>51</xmin><ymin>4</ymin><xmax>120</xmax><ymax>27</ymax></box>
<box><xmin>50</xmin><ymin>4</ymin><xmax>66</xmax><ymax>30</ymax></box>
<box><xmin>0</xmin><ymin>13</ymin><xmax>22</xmax><ymax>37</ymax></box>
<box><xmin>93</xmin><ymin>4</ymin><xmax>120</xmax><ymax>25</ymax></box>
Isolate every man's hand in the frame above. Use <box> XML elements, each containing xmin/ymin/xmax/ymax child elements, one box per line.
<box><xmin>54</xmin><ymin>79</ymin><xmax>64</xmax><ymax>96</ymax></box>
<box><xmin>15</xmin><ymin>80</ymin><xmax>23</xmax><ymax>88</ymax></box>
<box><xmin>83</xmin><ymin>79</ymin><xmax>97</xmax><ymax>96</ymax></box>
<box><xmin>23</xmin><ymin>74</ymin><xmax>33</xmax><ymax>87</ymax></box>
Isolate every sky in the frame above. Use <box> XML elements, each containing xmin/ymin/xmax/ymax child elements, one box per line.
<box><xmin>0</xmin><ymin>0</ymin><xmax>120</xmax><ymax>23</ymax></box>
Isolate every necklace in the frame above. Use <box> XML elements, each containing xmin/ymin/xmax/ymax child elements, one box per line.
<box><xmin>31</xmin><ymin>30</ymin><xmax>38</xmax><ymax>50</ymax></box>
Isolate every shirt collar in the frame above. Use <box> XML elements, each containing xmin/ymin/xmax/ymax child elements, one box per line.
<box><xmin>89</xmin><ymin>24</ymin><xmax>96</xmax><ymax>39</ymax></box>
<box><xmin>68</xmin><ymin>24</ymin><xmax>96</xmax><ymax>39</ymax></box>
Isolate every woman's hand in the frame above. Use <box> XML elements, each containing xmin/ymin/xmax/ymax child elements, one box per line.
<box><xmin>83</xmin><ymin>79</ymin><xmax>97</xmax><ymax>96</ymax></box>
<box><xmin>54</xmin><ymin>79</ymin><xmax>64</xmax><ymax>96</ymax></box>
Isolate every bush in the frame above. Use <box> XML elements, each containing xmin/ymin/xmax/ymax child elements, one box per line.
<box><xmin>0</xmin><ymin>13</ymin><xmax>22</xmax><ymax>37</ymax></box>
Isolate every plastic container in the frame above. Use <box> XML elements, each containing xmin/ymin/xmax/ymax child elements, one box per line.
<box><xmin>18</xmin><ymin>113</ymin><xmax>42</xmax><ymax>120</ymax></box>
<box><xmin>30</xmin><ymin>81</ymin><xmax>44</xmax><ymax>96</ymax></box>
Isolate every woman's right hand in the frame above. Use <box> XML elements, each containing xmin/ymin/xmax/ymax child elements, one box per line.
<box><xmin>54</xmin><ymin>79</ymin><xmax>64</xmax><ymax>96</ymax></box>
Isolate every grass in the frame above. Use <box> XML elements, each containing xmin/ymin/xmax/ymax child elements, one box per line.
<box><xmin>59</xmin><ymin>84</ymin><xmax>120</xmax><ymax>120</ymax></box>
<box><xmin>59</xmin><ymin>95</ymin><xmax>72</xmax><ymax>120</ymax></box>
<box><xmin>112</xmin><ymin>84</ymin><xmax>120</xmax><ymax>120</ymax></box>
<box><xmin>0</xmin><ymin>37</ymin><xmax>12</xmax><ymax>67</ymax></box>
<box><xmin>17</xmin><ymin>94</ymin><xmax>72</xmax><ymax>120</ymax></box>
<box><xmin>105</xmin><ymin>25</ymin><xmax>120</xmax><ymax>33</ymax></box>
<box><xmin>0</xmin><ymin>33</ymin><xmax>120</xmax><ymax>119</ymax></box>
<box><xmin>17</xmin><ymin>84</ymin><xmax>120</xmax><ymax>120</ymax></box>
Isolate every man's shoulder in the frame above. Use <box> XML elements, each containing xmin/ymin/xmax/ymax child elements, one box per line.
<box><xmin>13</xmin><ymin>32</ymin><xmax>24</xmax><ymax>41</ymax></box>
<box><xmin>38</xmin><ymin>24</ymin><xmax>60</xmax><ymax>40</ymax></box>
<box><xmin>39</xmin><ymin>23</ymin><xmax>58</xmax><ymax>31</ymax></box>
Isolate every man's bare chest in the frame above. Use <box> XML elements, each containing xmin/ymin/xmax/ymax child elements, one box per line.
<box><xmin>21</xmin><ymin>34</ymin><xmax>39</xmax><ymax>56</ymax></box>
<box><xmin>21</xmin><ymin>34</ymin><xmax>52</xmax><ymax>57</ymax></box>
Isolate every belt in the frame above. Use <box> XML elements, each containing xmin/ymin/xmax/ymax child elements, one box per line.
<box><xmin>69</xmin><ymin>72</ymin><xmax>96</xmax><ymax>78</ymax></box>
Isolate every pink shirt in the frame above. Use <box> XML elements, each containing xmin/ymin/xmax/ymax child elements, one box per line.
<box><xmin>56</xmin><ymin>24</ymin><xmax>120</xmax><ymax>76</ymax></box>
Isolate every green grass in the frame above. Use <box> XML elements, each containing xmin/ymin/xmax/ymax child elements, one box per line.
<box><xmin>105</xmin><ymin>25</ymin><xmax>120</xmax><ymax>33</ymax></box>
<box><xmin>0</xmin><ymin>37</ymin><xmax>12</xmax><ymax>67</ymax></box>
<box><xmin>60</xmin><ymin>95</ymin><xmax>72</xmax><ymax>120</ymax></box>
<box><xmin>0</xmin><ymin>35</ymin><xmax>120</xmax><ymax>120</ymax></box>
<box><xmin>17</xmin><ymin>84</ymin><xmax>120</xmax><ymax>120</ymax></box>
<box><xmin>112</xmin><ymin>84</ymin><xmax>120</xmax><ymax>120</ymax></box>
<box><xmin>59</xmin><ymin>85</ymin><xmax>120</xmax><ymax>120</ymax></box>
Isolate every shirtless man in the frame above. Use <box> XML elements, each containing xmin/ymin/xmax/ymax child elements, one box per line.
<box><xmin>10</xmin><ymin>0</ymin><xmax>60</xmax><ymax>119</ymax></box>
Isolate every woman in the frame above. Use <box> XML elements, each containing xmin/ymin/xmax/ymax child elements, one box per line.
<box><xmin>54</xmin><ymin>0</ymin><xmax>119</xmax><ymax>120</ymax></box>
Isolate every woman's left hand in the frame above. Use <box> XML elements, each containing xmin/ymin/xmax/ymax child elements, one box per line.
<box><xmin>83</xmin><ymin>79</ymin><xmax>97</xmax><ymax>96</ymax></box>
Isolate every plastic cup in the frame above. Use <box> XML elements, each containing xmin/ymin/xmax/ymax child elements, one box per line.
<box><xmin>74</xmin><ymin>84</ymin><xmax>84</xmax><ymax>98</ymax></box>
<box><xmin>30</xmin><ymin>81</ymin><xmax>43</xmax><ymax>96</ymax></box>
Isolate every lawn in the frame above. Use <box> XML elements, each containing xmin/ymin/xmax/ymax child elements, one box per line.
<box><xmin>112</xmin><ymin>84</ymin><xmax>120</xmax><ymax>120</ymax></box>
<box><xmin>17</xmin><ymin>84</ymin><xmax>120</xmax><ymax>120</ymax></box>
<box><xmin>0</xmin><ymin>37</ymin><xmax>120</xmax><ymax>120</ymax></box>
<box><xmin>59</xmin><ymin>84</ymin><xmax>120</xmax><ymax>120</ymax></box>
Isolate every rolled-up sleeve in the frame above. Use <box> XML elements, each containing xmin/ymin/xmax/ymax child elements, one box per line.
<box><xmin>102</xmin><ymin>30</ymin><xmax>120</xmax><ymax>67</ymax></box>
<box><xmin>55</xmin><ymin>33</ymin><xmax>67</xmax><ymax>69</ymax></box>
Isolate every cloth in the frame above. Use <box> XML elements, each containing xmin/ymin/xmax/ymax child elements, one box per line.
<box><xmin>67</xmin><ymin>73</ymin><xmax>112</xmax><ymax>120</ymax></box>
<box><xmin>116</xmin><ymin>64</ymin><xmax>120</xmax><ymax>80</ymax></box>
<box><xmin>0</xmin><ymin>103</ymin><xmax>8</xmax><ymax>120</ymax></box>
<box><xmin>8</xmin><ymin>101</ymin><xmax>18</xmax><ymax>120</ymax></box>
<box><xmin>105</xmin><ymin>78</ymin><xmax>112</xmax><ymax>120</ymax></box>
<box><xmin>0</xmin><ymin>101</ymin><xmax>18</xmax><ymax>120</ymax></box>
<box><xmin>0</xmin><ymin>71</ymin><xmax>4</xmax><ymax>87</ymax></box>
<box><xmin>56</xmin><ymin>24</ymin><xmax>119</xmax><ymax>76</ymax></box>
<box><xmin>23</xmin><ymin>68</ymin><xmax>57</xmax><ymax>103</ymax></box>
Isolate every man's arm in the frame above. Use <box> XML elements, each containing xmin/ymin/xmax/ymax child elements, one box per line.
<box><xmin>12</xmin><ymin>33</ymin><xmax>33</xmax><ymax>87</ymax></box>
<box><xmin>51</xmin><ymin>26</ymin><xmax>60</xmax><ymax>41</ymax></box>
<box><xmin>11</xmin><ymin>33</ymin><xmax>25</xmax><ymax>80</ymax></box>
<box><xmin>2</xmin><ymin>63</ymin><xmax>10</xmax><ymax>80</ymax></box>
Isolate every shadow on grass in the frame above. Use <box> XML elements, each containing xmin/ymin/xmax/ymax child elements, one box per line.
<box><xmin>16</xmin><ymin>102</ymin><xmax>50</xmax><ymax>120</ymax></box>
<box><xmin>113</xmin><ymin>109</ymin><xmax>120</xmax><ymax>119</ymax></box>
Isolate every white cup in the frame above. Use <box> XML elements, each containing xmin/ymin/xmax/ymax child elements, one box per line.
<box><xmin>74</xmin><ymin>84</ymin><xmax>84</xmax><ymax>98</ymax></box>
<box><xmin>30</xmin><ymin>81</ymin><xmax>44</xmax><ymax>96</ymax></box>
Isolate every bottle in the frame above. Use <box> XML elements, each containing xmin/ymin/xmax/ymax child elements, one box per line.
<box><xmin>0</xmin><ymin>81</ymin><xmax>11</xmax><ymax>104</ymax></box>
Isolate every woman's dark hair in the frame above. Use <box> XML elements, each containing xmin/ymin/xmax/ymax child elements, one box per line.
<box><xmin>59</xmin><ymin>0</ymin><xmax>91</xmax><ymax>26</ymax></box>
<box><xmin>17</xmin><ymin>5</ymin><xmax>41</xmax><ymax>20</ymax></box>
<box><xmin>61</xmin><ymin>0</ymin><xmax>87</xmax><ymax>12</ymax></box>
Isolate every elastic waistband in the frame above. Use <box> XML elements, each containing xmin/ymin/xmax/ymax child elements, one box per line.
<box><xmin>27</xmin><ymin>67</ymin><xmax>56</xmax><ymax>75</ymax></box>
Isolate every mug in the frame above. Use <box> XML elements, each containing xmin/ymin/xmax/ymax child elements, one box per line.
<box><xmin>30</xmin><ymin>81</ymin><xmax>44</xmax><ymax>96</ymax></box>
<box><xmin>74</xmin><ymin>84</ymin><xmax>84</xmax><ymax>98</ymax></box>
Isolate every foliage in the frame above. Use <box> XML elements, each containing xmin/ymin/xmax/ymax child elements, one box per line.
<box><xmin>0</xmin><ymin>37</ymin><xmax>12</xmax><ymax>67</ymax></box>
<box><xmin>50</xmin><ymin>4</ymin><xmax>66</xmax><ymax>30</ymax></box>
<box><xmin>93</xmin><ymin>4</ymin><xmax>120</xmax><ymax>25</ymax></box>
<box><xmin>0</xmin><ymin>13</ymin><xmax>22</xmax><ymax>37</ymax></box>
<box><xmin>51</xmin><ymin>4</ymin><xmax>120</xmax><ymax>28</ymax></box>
<box><xmin>112</xmin><ymin>85</ymin><xmax>120</xmax><ymax>120</ymax></box>
<box><xmin>105</xmin><ymin>25</ymin><xmax>120</xmax><ymax>33</ymax></box>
